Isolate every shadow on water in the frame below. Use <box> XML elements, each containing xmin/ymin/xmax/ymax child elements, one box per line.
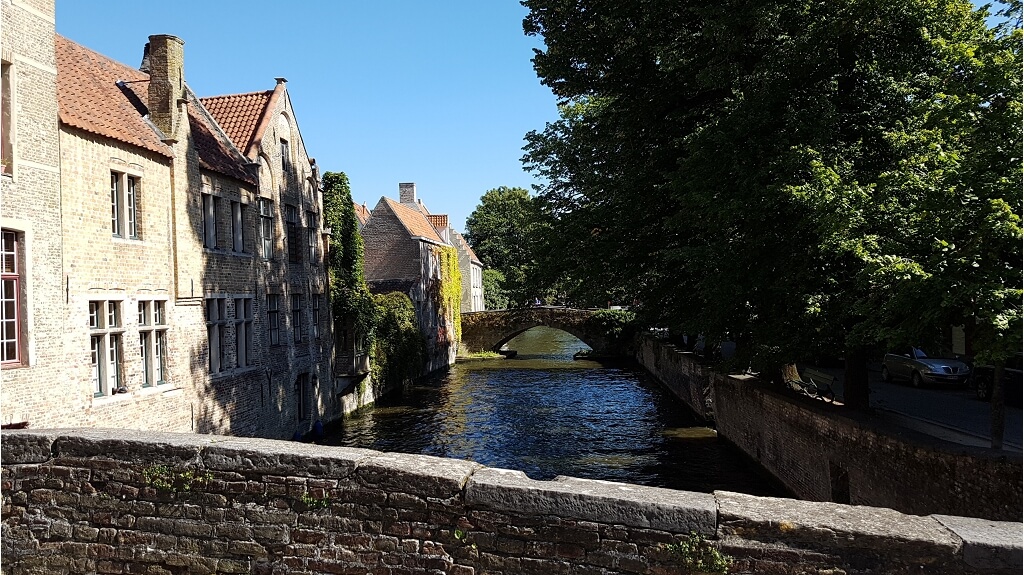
<box><xmin>323</xmin><ymin>326</ymin><xmax>783</xmax><ymax>496</ymax></box>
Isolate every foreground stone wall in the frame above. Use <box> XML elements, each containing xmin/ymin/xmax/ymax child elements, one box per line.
<box><xmin>636</xmin><ymin>336</ymin><xmax>1024</xmax><ymax>523</ymax></box>
<box><xmin>2</xmin><ymin>429</ymin><xmax>1020</xmax><ymax>574</ymax></box>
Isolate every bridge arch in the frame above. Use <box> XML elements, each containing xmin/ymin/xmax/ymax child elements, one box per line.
<box><xmin>461</xmin><ymin>307</ymin><xmax>621</xmax><ymax>356</ymax></box>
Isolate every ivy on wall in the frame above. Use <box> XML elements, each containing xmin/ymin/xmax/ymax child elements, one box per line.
<box><xmin>431</xmin><ymin>245</ymin><xmax>463</xmax><ymax>346</ymax></box>
<box><xmin>369</xmin><ymin>292</ymin><xmax>426</xmax><ymax>388</ymax></box>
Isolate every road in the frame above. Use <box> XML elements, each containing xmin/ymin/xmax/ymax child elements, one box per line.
<box><xmin>810</xmin><ymin>363</ymin><xmax>1022</xmax><ymax>452</ymax></box>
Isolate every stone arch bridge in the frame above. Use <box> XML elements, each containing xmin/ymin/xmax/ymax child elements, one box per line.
<box><xmin>460</xmin><ymin>307</ymin><xmax>631</xmax><ymax>357</ymax></box>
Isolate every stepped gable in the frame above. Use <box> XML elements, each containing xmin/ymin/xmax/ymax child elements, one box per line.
<box><xmin>199</xmin><ymin>87</ymin><xmax>279</xmax><ymax>158</ymax></box>
<box><xmin>56</xmin><ymin>35</ymin><xmax>172</xmax><ymax>157</ymax></box>
<box><xmin>187</xmin><ymin>92</ymin><xmax>256</xmax><ymax>185</ymax></box>
<box><xmin>452</xmin><ymin>231</ymin><xmax>482</xmax><ymax>265</ymax></box>
<box><xmin>384</xmin><ymin>198</ymin><xmax>446</xmax><ymax>244</ymax></box>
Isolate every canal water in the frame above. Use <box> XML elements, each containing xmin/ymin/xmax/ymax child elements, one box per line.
<box><xmin>324</xmin><ymin>327</ymin><xmax>781</xmax><ymax>496</ymax></box>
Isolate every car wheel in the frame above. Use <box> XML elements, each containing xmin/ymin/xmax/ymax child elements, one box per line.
<box><xmin>975</xmin><ymin>377</ymin><xmax>992</xmax><ymax>401</ymax></box>
<box><xmin>911</xmin><ymin>371</ymin><xmax>923</xmax><ymax>388</ymax></box>
<box><xmin>881</xmin><ymin>365</ymin><xmax>892</xmax><ymax>382</ymax></box>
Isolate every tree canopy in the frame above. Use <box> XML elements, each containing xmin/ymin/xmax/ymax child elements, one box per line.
<box><xmin>522</xmin><ymin>0</ymin><xmax>1022</xmax><ymax>400</ymax></box>
<box><xmin>464</xmin><ymin>186</ymin><xmax>546</xmax><ymax>306</ymax></box>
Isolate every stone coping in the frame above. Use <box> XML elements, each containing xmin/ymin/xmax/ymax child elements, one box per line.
<box><xmin>2</xmin><ymin>428</ymin><xmax>1021</xmax><ymax>570</ymax></box>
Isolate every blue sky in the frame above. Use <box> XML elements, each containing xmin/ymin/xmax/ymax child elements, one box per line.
<box><xmin>56</xmin><ymin>0</ymin><xmax>559</xmax><ymax>232</ymax></box>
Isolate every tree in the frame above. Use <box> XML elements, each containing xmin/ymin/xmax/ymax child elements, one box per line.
<box><xmin>522</xmin><ymin>0</ymin><xmax>1021</xmax><ymax>409</ymax></box>
<box><xmin>464</xmin><ymin>187</ymin><xmax>545</xmax><ymax>306</ymax></box>
<box><xmin>482</xmin><ymin>268</ymin><xmax>509</xmax><ymax>310</ymax></box>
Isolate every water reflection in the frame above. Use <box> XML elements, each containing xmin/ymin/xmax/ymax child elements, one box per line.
<box><xmin>324</xmin><ymin>327</ymin><xmax>780</xmax><ymax>496</ymax></box>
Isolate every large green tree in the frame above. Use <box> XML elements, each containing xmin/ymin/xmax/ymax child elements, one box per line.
<box><xmin>464</xmin><ymin>186</ymin><xmax>545</xmax><ymax>306</ymax></box>
<box><xmin>522</xmin><ymin>0</ymin><xmax>1021</xmax><ymax>411</ymax></box>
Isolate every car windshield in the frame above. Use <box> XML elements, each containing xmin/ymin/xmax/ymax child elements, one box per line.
<box><xmin>913</xmin><ymin>347</ymin><xmax>928</xmax><ymax>359</ymax></box>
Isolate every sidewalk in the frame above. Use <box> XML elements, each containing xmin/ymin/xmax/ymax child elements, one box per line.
<box><xmin>802</xmin><ymin>363</ymin><xmax>1023</xmax><ymax>452</ymax></box>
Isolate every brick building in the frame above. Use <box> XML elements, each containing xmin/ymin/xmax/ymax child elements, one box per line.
<box><xmin>1</xmin><ymin>0</ymin><xmax>333</xmax><ymax>439</ymax></box>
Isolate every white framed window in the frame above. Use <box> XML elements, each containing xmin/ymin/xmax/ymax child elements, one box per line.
<box><xmin>267</xmin><ymin>294</ymin><xmax>280</xmax><ymax>346</ymax></box>
<box><xmin>306</xmin><ymin>210</ymin><xmax>318</xmax><ymax>263</ymax></box>
<box><xmin>139</xmin><ymin>299</ymin><xmax>168</xmax><ymax>386</ymax></box>
<box><xmin>234</xmin><ymin>297</ymin><xmax>253</xmax><ymax>367</ymax></box>
<box><xmin>259</xmin><ymin>198</ymin><xmax>274</xmax><ymax>258</ymax></box>
<box><xmin>111</xmin><ymin>172</ymin><xmax>140</xmax><ymax>239</ymax></box>
<box><xmin>1</xmin><ymin>229</ymin><xmax>22</xmax><ymax>365</ymax></box>
<box><xmin>89</xmin><ymin>299</ymin><xmax>124</xmax><ymax>396</ymax></box>
<box><xmin>203</xmin><ymin>193</ymin><xmax>218</xmax><ymax>249</ymax></box>
<box><xmin>206</xmin><ymin>297</ymin><xmax>226</xmax><ymax>373</ymax></box>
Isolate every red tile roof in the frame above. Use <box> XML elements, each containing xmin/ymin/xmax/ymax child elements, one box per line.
<box><xmin>200</xmin><ymin>86</ymin><xmax>280</xmax><ymax>159</ymax></box>
<box><xmin>187</xmin><ymin>93</ymin><xmax>256</xmax><ymax>185</ymax></box>
<box><xmin>56</xmin><ymin>36</ymin><xmax>172</xmax><ymax>157</ymax></box>
<box><xmin>384</xmin><ymin>198</ymin><xmax>445</xmax><ymax>244</ymax></box>
<box><xmin>427</xmin><ymin>214</ymin><xmax>448</xmax><ymax>231</ymax></box>
<box><xmin>354</xmin><ymin>201</ymin><xmax>371</xmax><ymax>226</ymax></box>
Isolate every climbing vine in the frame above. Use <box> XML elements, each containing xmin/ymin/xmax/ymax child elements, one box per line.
<box><xmin>432</xmin><ymin>245</ymin><xmax>463</xmax><ymax>345</ymax></box>
<box><xmin>369</xmin><ymin>292</ymin><xmax>426</xmax><ymax>388</ymax></box>
<box><xmin>322</xmin><ymin>171</ymin><xmax>376</xmax><ymax>340</ymax></box>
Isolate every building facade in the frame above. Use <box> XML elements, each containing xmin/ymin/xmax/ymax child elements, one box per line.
<box><xmin>1</xmin><ymin>0</ymin><xmax>333</xmax><ymax>439</ymax></box>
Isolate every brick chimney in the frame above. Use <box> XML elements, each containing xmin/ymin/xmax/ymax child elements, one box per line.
<box><xmin>399</xmin><ymin>182</ymin><xmax>416</xmax><ymax>204</ymax></box>
<box><xmin>145</xmin><ymin>34</ymin><xmax>185</xmax><ymax>140</ymax></box>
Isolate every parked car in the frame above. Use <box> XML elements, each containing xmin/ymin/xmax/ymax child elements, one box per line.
<box><xmin>973</xmin><ymin>353</ymin><xmax>1022</xmax><ymax>406</ymax></box>
<box><xmin>881</xmin><ymin>347</ymin><xmax>971</xmax><ymax>388</ymax></box>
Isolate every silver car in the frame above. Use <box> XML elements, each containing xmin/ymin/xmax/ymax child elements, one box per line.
<box><xmin>882</xmin><ymin>347</ymin><xmax>971</xmax><ymax>388</ymax></box>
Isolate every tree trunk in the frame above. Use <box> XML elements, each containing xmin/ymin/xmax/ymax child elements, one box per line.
<box><xmin>991</xmin><ymin>361</ymin><xmax>1006</xmax><ymax>450</ymax></box>
<box><xmin>843</xmin><ymin>347</ymin><xmax>870</xmax><ymax>410</ymax></box>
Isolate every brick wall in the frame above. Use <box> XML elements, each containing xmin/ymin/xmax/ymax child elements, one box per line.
<box><xmin>2</xmin><ymin>429</ymin><xmax>1018</xmax><ymax>574</ymax></box>
<box><xmin>636</xmin><ymin>336</ymin><xmax>1023</xmax><ymax>522</ymax></box>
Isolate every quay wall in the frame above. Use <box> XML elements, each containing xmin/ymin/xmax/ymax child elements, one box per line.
<box><xmin>636</xmin><ymin>336</ymin><xmax>1024</xmax><ymax>522</ymax></box>
<box><xmin>2</xmin><ymin>429</ymin><xmax>1020</xmax><ymax>575</ymax></box>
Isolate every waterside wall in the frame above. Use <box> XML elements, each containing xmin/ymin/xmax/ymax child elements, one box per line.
<box><xmin>636</xmin><ymin>336</ymin><xmax>1024</xmax><ymax>522</ymax></box>
<box><xmin>2</xmin><ymin>429</ymin><xmax>1020</xmax><ymax>575</ymax></box>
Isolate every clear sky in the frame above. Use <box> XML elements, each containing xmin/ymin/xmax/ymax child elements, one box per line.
<box><xmin>56</xmin><ymin>0</ymin><xmax>559</xmax><ymax>232</ymax></box>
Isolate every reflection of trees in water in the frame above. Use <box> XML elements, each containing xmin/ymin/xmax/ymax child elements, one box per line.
<box><xmin>323</xmin><ymin>326</ymin><xmax>781</xmax><ymax>496</ymax></box>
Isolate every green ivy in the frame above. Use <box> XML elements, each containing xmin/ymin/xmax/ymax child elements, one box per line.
<box><xmin>433</xmin><ymin>245</ymin><xmax>463</xmax><ymax>345</ymax></box>
<box><xmin>369</xmin><ymin>292</ymin><xmax>426</xmax><ymax>388</ymax></box>
<box><xmin>142</xmin><ymin>465</ymin><xmax>212</xmax><ymax>493</ymax></box>
<box><xmin>322</xmin><ymin>171</ymin><xmax>376</xmax><ymax>341</ymax></box>
<box><xmin>664</xmin><ymin>532</ymin><xmax>732</xmax><ymax>574</ymax></box>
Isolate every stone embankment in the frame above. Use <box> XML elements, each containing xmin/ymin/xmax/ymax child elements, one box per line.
<box><xmin>637</xmin><ymin>336</ymin><xmax>1024</xmax><ymax>523</ymax></box>
<box><xmin>2</xmin><ymin>429</ymin><xmax>1020</xmax><ymax>574</ymax></box>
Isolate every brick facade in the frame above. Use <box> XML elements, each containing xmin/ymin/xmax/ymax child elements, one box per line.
<box><xmin>1</xmin><ymin>0</ymin><xmax>334</xmax><ymax>439</ymax></box>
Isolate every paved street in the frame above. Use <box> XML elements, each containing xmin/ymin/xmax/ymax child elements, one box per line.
<box><xmin>812</xmin><ymin>364</ymin><xmax>1022</xmax><ymax>452</ymax></box>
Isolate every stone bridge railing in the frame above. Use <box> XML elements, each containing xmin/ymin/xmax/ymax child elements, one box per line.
<box><xmin>2</xmin><ymin>429</ymin><xmax>1020</xmax><ymax>574</ymax></box>
<box><xmin>461</xmin><ymin>307</ymin><xmax>629</xmax><ymax>356</ymax></box>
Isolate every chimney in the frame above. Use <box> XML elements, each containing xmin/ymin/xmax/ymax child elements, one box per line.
<box><xmin>399</xmin><ymin>182</ymin><xmax>416</xmax><ymax>204</ymax></box>
<box><xmin>146</xmin><ymin>34</ymin><xmax>185</xmax><ymax>140</ymax></box>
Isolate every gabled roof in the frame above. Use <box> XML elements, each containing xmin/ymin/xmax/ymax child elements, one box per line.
<box><xmin>199</xmin><ymin>83</ymin><xmax>283</xmax><ymax>159</ymax></box>
<box><xmin>383</xmin><ymin>198</ymin><xmax>446</xmax><ymax>244</ymax></box>
<box><xmin>186</xmin><ymin>90</ymin><xmax>256</xmax><ymax>185</ymax></box>
<box><xmin>56</xmin><ymin>35</ymin><xmax>172</xmax><ymax>157</ymax></box>
<box><xmin>452</xmin><ymin>231</ymin><xmax>483</xmax><ymax>266</ymax></box>
<box><xmin>354</xmin><ymin>201</ymin><xmax>371</xmax><ymax>226</ymax></box>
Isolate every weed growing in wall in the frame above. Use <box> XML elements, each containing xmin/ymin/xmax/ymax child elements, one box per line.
<box><xmin>141</xmin><ymin>464</ymin><xmax>212</xmax><ymax>493</ymax></box>
<box><xmin>299</xmin><ymin>490</ymin><xmax>331</xmax><ymax>510</ymax></box>
<box><xmin>663</xmin><ymin>532</ymin><xmax>732</xmax><ymax>574</ymax></box>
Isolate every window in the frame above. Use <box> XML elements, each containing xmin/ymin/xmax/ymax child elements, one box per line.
<box><xmin>2</xmin><ymin>230</ymin><xmax>21</xmax><ymax>364</ymax></box>
<box><xmin>285</xmin><ymin>205</ymin><xmax>300</xmax><ymax>263</ymax></box>
<box><xmin>267</xmin><ymin>294</ymin><xmax>280</xmax><ymax>345</ymax></box>
<box><xmin>203</xmin><ymin>193</ymin><xmax>218</xmax><ymax>249</ymax></box>
<box><xmin>235</xmin><ymin>297</ymin><xmax>253</xmax><ymax>367</ymax></box>
<box><xmin>291</xmin><ymin>294</ymin><xmax>303</xmax><ymax>343</ymax></box>
<box><xmin>139</xmin><ymin>300</ymin><xmax>168</xmax><ymax>386</ymax></box>
<box><xmin>280</xmin><ymin>138</ymin><xmax>291</xmax><ymax>176</ymax></box>
<box><xmin>311</xmin><ymin>294</ymin><xmax>320</xmax><ymax>339</ymax></box>
<box><xmin>1</xmin><ymin>61</ymin><xmax>12</xmax><ymax>175</ymax></box>
<box><xmin>111</xmin><ymin>172</ymin><xmax>140</xmax><ymax>239</ymax></box>
<box><xmin>259</xmin><ymin>198</ymin><xmax>274</xmax><ymax>258</ymax></box>
<box><xmin>89</xmin><ymin>300</ymin><xmax>124</xmax><ymax>396</ymax></box>
<box><xmin>231</xmin><ymin>201</ymin><xmax>243</xmax><ymax>253</ymax></box>
<box><xmin>206</xmin><ymin>298</ymin><xmax>226</xmax><ymax>373</ymax></box>
<box><xmin>306</xmin><ymin>211</ymin><xmax>318</xmax><ymax>263</ymax></box>
<box><xmin>295</xmin><ymin>373</ymin><xmax>309</xmax><ymax>420</ymax></box>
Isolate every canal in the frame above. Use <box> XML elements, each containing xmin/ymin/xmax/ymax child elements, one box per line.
<box><xmin>324</xmin><ymin>327</ymin><xmax>782</xmax><ymax>496</ymax></box>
